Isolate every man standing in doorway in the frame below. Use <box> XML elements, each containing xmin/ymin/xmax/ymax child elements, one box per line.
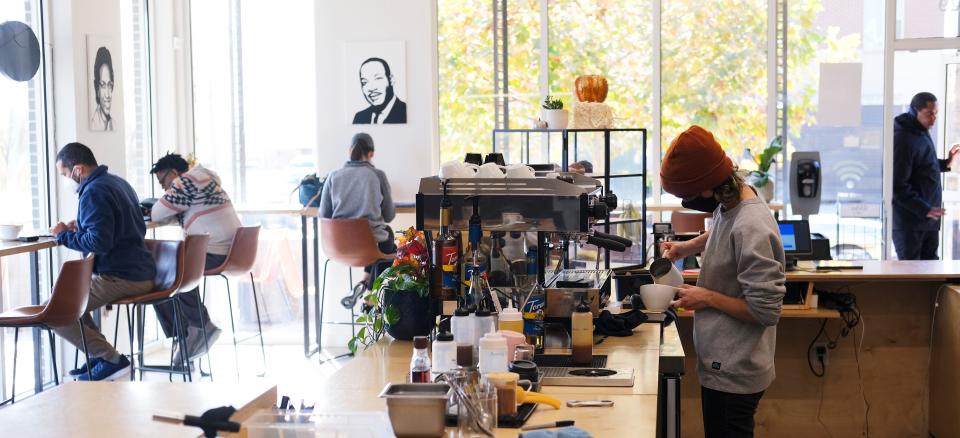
<box><xmin>893</xmin><ymin>92</ymin><xmax>960</xmax><ymax>260</ymax></box>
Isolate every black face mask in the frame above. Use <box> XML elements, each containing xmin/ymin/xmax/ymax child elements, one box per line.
<box><xmin>681</xmin><ymin>195</ymin><xmax>720</xmax><ymax>213</ymax></box>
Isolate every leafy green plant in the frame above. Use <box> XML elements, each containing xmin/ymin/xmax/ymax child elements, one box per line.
<box><xmin>347</xmin><ymin>228</ymin><xmax>431</xmax><ymax>353</ymax></box>
<box><xmin>747</xmin><ymin>135</ymin><xmax>783</xmax><ymax>188</ymax></box>
<box><xmin>542</xmin><ymin>95</ymin><xmax>564</xmax><ymax>110</ymax></box>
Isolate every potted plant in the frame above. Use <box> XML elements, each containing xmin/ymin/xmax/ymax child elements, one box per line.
<box><xmin>745</xmin><ymin>135</ymin><xmax>783</xmax><ymax>203</ymax></box>
<box><xmin>541</xmin><ymin>95</ymin><xmax>569</xmax><ymax>129</ymax></box>
<box><xmin>348</xmin><ymin>228</ymin><xmax>434</xmax><ymax>353</ymax></box>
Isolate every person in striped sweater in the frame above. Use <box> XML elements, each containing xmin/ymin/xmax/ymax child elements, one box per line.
<box><xmin>150</xmin><ymin>153</ymin><xmax>242</xmax><ymax>360</ymax></box>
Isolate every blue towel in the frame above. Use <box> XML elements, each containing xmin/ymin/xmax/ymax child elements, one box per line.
<box><xmin>520</xmin><ymin>426</ymin><xmax>593</xmax><ymax>438</ymax></box>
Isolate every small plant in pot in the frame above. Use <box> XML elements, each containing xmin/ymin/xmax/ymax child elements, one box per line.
<box><xmin>541</xmin><ymin>95</ymin><xmax>569</xmax><ymax>129</ymax></box>
<box><xmin>745</xmin><ymin>135</ymin><xmax>783</xmax><ymax>203</ymax></box>
<box><xmin>348</xmin><ymin>228</ymin><xmax>435</xmax><ymax>353</ymax></box>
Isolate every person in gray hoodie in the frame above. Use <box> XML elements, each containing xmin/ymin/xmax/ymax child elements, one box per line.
<box><xmin>320</xmin><ymin>133</ymin><xmax>397</xmax><ymax>289</ymax></box>
<box><xmin>659</xmin><ymin>126</ymin><xmax>786</xmax><ymax>438</ymax></box>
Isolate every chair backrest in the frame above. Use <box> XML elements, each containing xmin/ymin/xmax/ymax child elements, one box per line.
<box><xmin>320</xmin><ymin>218</ymin><xmax>386</xmax><ymax>267</ymax></box>
<box><xmin>216</xmin><ymin>225</ymin><xmax>260</xmax><ymax>277</ymax></box>
<box><xmin>178</xmin><ymin>234</ymin><xmax>210</xmax><ymax>292</ymax></box>
<box><xmin>41</xmin><ymin>255</ymin><xmax>95</xmax><ymax>326</ymax></box>
<box><xmin>147</xmin><ymin>239</ymin><xmax>184</xmax><ymax>294</ymax></box>
<box><xmin>671</xmin><ymin>210</ymin><xmax>713</xmax><ymax>233</ymax></box>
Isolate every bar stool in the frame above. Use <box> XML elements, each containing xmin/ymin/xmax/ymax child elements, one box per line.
<box><xmin>0</xmin><ymin>255</ymin><xmax>95</xmax><ymax>405</ymax></box>
<box><xmin>111</xmin><ymin>238</ymin><xmax>189</xmax><ymax>381</ymax></box>
<box><xmin>202</xmin><ymin>226</ymin><xmax>266</xmax><ymax>377</ymax></box>
<box><xmin>318</xmin><ymin>218</ymin><xmax>395</xmax><ymax>352</ymax></box>
<box><xmin>671</xmin><ymin>210</ymin><xmax>713</xmax><ymax>233</ymax></box>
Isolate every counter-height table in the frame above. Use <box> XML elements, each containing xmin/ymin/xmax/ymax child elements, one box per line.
<box><xmin>216</xmin><ymin>202</ymin><xmax>415</xmax><ymax>357</ymax></box>
<box><xmin>305</xmin><ymin>320</ymin><xmax>684</xmax><ymax>437</ymax></box>
<box><xmin>0</xmin><ymin>381</ymin><xmax>276</xmax><ymax>438</ymax></box>
<box><xmin>675</xmin><ymin>260</ymin><xmax>960</xmax><ymax>437</ymax></box>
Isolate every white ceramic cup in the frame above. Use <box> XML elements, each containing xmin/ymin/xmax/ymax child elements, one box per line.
<box><xmin>505</xmin><ymin>164</ymin><xmax>536</xmax><ymax>179</ymax></box>
<box><xmin>639</xmin><ymin>284</ymin><xmax>678</xmax><ymax>312</ymax></box>
<box><xmin>476</xmin><ymin>162</ymin><xmax>505</xmax><ymax>178</ymax></box>
<box><xmin>439</xmin><ymin>161</ymin><xmax>478</xmax><ymax>179</ymax></box>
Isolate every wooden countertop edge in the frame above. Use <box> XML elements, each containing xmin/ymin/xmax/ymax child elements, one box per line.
<box><xmin>0</xmin><ymin>239</ymin><xmax>58</xmax><ymax>257</ymax></box>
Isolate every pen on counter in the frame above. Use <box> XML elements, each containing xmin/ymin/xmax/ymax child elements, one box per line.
<box><xmin>521</xmin><ymin>420</ymin><xmax>575</xmax><ymax>431</ymax></box>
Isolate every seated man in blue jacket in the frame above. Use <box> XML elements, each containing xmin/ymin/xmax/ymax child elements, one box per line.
<box><xmin>50</xmin><ymin>143</ymin><xmax>156</xmax><ymax>381</ymax></box>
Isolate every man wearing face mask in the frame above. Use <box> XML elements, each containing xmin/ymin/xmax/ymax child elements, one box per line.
<box><xmin>659</xmin><ymin>126</ymin><xmax>785</xmax><ymax>438</ymax></box>
<box><xmin>892</xmin><ymin>92</ymin><xmax>960</xmax><ymax>260</ymax></box>
<box><xmin>50</xmin><ymin>142</ymin><xmax>156</xmax><ymax>381</ymax></box>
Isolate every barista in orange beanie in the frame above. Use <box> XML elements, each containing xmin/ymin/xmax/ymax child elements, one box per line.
<box><xmin>660</xmin><ymin>125</ymin><xmax>786</xmax><ymax>438</ymax></box>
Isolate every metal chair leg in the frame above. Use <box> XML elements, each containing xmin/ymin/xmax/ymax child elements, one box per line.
<box><xmin>222</xmin><ymin>275</ymin><xmax>240</xmax><ymax>380</ymax></box>
<box><xmin>137</xmin><ymin>305</ymin><xmax>147</xmax><ymax>381</ymax></box>
<box><xmin>77</xmin><ymin>320</ymin><xmax>93</xmax><ymax>383</ymax></box>
<box><xmin>250</xmin><ymin>272</ymin><xmax>267</xmax><ymax>376</ymax></box>
<box><xmin>195</xmin><ymin>289</ymin><xmax>213</xmax><ymax>380</ymax></box>
<box><xmin>348</xmin><ymin>268</ymin><xmax>356</xmax><ymax>338</ymax></box>
<box><xmin>47</xmin><ymin>330</ymin><xmax>59</xmax><ymax>386</ymax></box>
<box><xmin>0</xmin><ymin>328</ymin><xmax>20</xmax><ymax>405</ymax></box>
<box><xmin>126</xmin><ymin>305</ymin><xmax>135</xmax><ymax>381</ymax></box>
<box><xmin>319</xmin><ymin>259</ymin><xmax>330</xmax><ymax>352</ymax></box>
<box><xmin>172</xmin><ymin>299</ymin><xmax>192</xmax><ymax>382</ymax></box>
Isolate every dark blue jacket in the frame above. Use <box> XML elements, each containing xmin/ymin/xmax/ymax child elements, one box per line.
<box><xmin>893</xmin><ymin>113</ymin><xmax>950</xmax><ymax>231</ymax></box>
<box><xmin>57</xmin><ymin>165</ymin><xmax>156</xmax><ymax>282</ymax></box>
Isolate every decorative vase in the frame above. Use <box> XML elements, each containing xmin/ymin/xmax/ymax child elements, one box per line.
<box><xmin>383</xmin><ymin>288</ymin><xmax>434</xmax><ymax>340</ymax></box>
<box><xmin>541</xmin><ymin>109</ymin><xmax>569</xmax><ymax>129</ymax></box>
<box><xmin>575</xmin><ymin>75</ymin><xmax>608</xmax><ymax>103</ymax></box>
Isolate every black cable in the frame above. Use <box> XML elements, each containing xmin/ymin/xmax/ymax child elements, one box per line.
<box><xmin>807</xmin><ymin>319</ymin><xmax>827</xmax><ymax>378</ymax></box>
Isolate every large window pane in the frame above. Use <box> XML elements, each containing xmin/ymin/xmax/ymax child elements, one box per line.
<box><xmin>661</xmin><ymin>0</ymin><xmax>768</xmax><ymax>166</ymax></box>
<box><xmin>120</xmin><ymin>0</ymin><xmax>153</xmax><ymax>196</ymax></box>
<box><xmin>896</xmin><ymin>0</ymin><xmax>960</xmax><ymax>39</ymax></box>
<box><xmin>788</xmin><ymin>0</ymin><xmax>884</xmax><ymax>260</ymax></box>
<box><xmin>191</xmin><ymin>0</ymin><xmax>317</xmax><ymax>205</ymax></box>
<box><xmin>0</xmin><ymin>0</ymin><xmax>52</xmax><ymax>400</ymax></box>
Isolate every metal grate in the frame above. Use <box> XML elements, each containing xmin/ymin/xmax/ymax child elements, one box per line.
<box><xmin>533</xmin><ymin>354</ymin><xmax>607</xmax><ymax>368</ymax></box>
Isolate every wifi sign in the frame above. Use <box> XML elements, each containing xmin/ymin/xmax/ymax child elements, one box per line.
<box><xmin>834</xmin><ymin>160</ymin><xmax>869</xmax><ymax>190</ymax></box>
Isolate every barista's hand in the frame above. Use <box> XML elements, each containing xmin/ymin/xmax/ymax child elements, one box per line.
<box><xmin>949</xmin><ymin>144</ymin><xmax>960</xmax><ymax>164</ymax></box>
<box><xmin>927</xmin><ymin>207</ymin><xmax>946</xmax><ymax>219</ymax></box>
<box><xmin>674</xmin><ymin>284</ymin><xmax>715</xmax><ymax>311</ymax></box>
<box><xmin>661</xmin><ymin>240</ymin><xmax>692</xmax><ymax>262</ymax></box>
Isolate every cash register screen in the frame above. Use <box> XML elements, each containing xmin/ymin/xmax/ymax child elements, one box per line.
<box><xmin>778</xmin><ymin>220</ymin><xmax>812</xmax><ymax>256</ymax></box>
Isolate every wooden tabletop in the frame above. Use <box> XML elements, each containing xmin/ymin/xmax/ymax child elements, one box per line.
<box><xmin>0</xmin><ymin>381</ymin><xmax>276</xmax><ymax>438</ymax></box>
<box><xmin>680</xmin><ymin>260</ymin><xmax>960</xmax><ymax>282</ymax></box>
<box><xmin>0</xmin><ymin>237</ymin><xmax>57</xmax><ymax>258</ymax></box>
<box><xmin>647</xmin><ymin>203</ymin><xmax>783</xmax><ymax>212</ymax></box>
<box><xmin>315</xmin><ymin>323</ymin><xmax>670</xmax><ymax>436</ymax></box>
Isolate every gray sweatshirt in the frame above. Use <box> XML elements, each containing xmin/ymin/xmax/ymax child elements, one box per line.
<box><xmin>695</xmin><ymin>197</ymin><xmax>786</xmax><ymax>394</ymax></box>
<box><xmin>319</xmin><ymin>161</ymin><xmax>396</xmax><ymax>242</ymax></box>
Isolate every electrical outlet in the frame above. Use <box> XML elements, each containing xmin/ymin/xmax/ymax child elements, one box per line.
<box><xmin>815</xmin><ymin>343</ymin><xmax>829</xmax><ymax>367</ymax></box>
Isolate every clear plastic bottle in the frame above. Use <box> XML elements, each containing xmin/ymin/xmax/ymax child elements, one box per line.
<box><xmin>410</xmin><ymin>336</ymin><xmax>432</xmax><ymax>383</ymax></box>
<box><xmin>432</xmin><ymin>331</ymin><xmax>457</xmax><ymax>381</ymax></box>
<box><xmin>452</xmin><ymin>308</ymin><xmax>474</xmax><ymax>367</ymax></box>
<box><xmin>474</xmin><ymin>308</ymin><xmax>495</xmax><ymax>363</ymax></box>
<box><xmin>571</xmin><ymin>298</ymin><xmax>594</xmax><ymax>365</ymax></box>
<box><xmin>478</xmin><ymin>332</ymin><xmax>509</xmax><ymax>375</ymax></box>
<box><xmin>498</xmin><ymin>307</ymin><xmax>524</xmax><ymax>333</ymax></box>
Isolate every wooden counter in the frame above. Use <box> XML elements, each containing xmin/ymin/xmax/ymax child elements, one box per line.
<box><xmin>0</xmin><ymin>381</ymin><xmax>276</xmax><ymax>438</ymax></box>
<box><xmin>0</xmin><ymin>237</ymin><xmax>57</xmax><ymax>258</ymax></box>
<box><xmin>673</xmin><ymin>260</ymin><xmax>960</xmax><ymax>437</ymax></box>
<box><xmin>317</xmin><ymin>322</ymin><xmax>680</xmax><ymax>437</ymax></box>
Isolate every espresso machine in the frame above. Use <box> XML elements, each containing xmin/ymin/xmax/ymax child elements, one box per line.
<box><xmin>416</xmin><ymin>173</ymin><xmax>629</xmax><ymax>318</ymax></box>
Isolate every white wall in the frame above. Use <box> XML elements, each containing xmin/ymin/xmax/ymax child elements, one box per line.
<box><xmin>50</xmin><ymin>0</ymin><xmax>127</xmax><ymax>223</ymax></box>
<box><xmin>314</xmin><ymin>0</ymin><xmax>439</xmax><ymax>202</ymax></box>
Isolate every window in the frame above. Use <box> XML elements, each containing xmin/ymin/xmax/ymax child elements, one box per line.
<box><xmin>191</xmin><ymin>0</ymin><xmax>317</xmax><ymax>205</ymax></box>
<box><xmin>787</xmin><ymin>0</ymin><xmax>884</xmax><ymax>260</ymax></box>
<box><xmin>0</xmin><ymin>0</ymin><xmax>53</xmax><ymax>400</ymax></box>
<box><xmin>896</xmin><ymin>0</ymin><xmax>960</xmax><ymax>39</ymax></box>
<box><xmin>120</xmin><ymin>0</ymin><xmax>154</xmax><ymax>195</ymax></box>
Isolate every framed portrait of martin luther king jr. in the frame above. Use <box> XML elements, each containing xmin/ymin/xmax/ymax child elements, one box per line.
<box><xmin>344</xmin><ymin>41</ymin><xmax>407</xmax><ymax>125</ymax></box>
